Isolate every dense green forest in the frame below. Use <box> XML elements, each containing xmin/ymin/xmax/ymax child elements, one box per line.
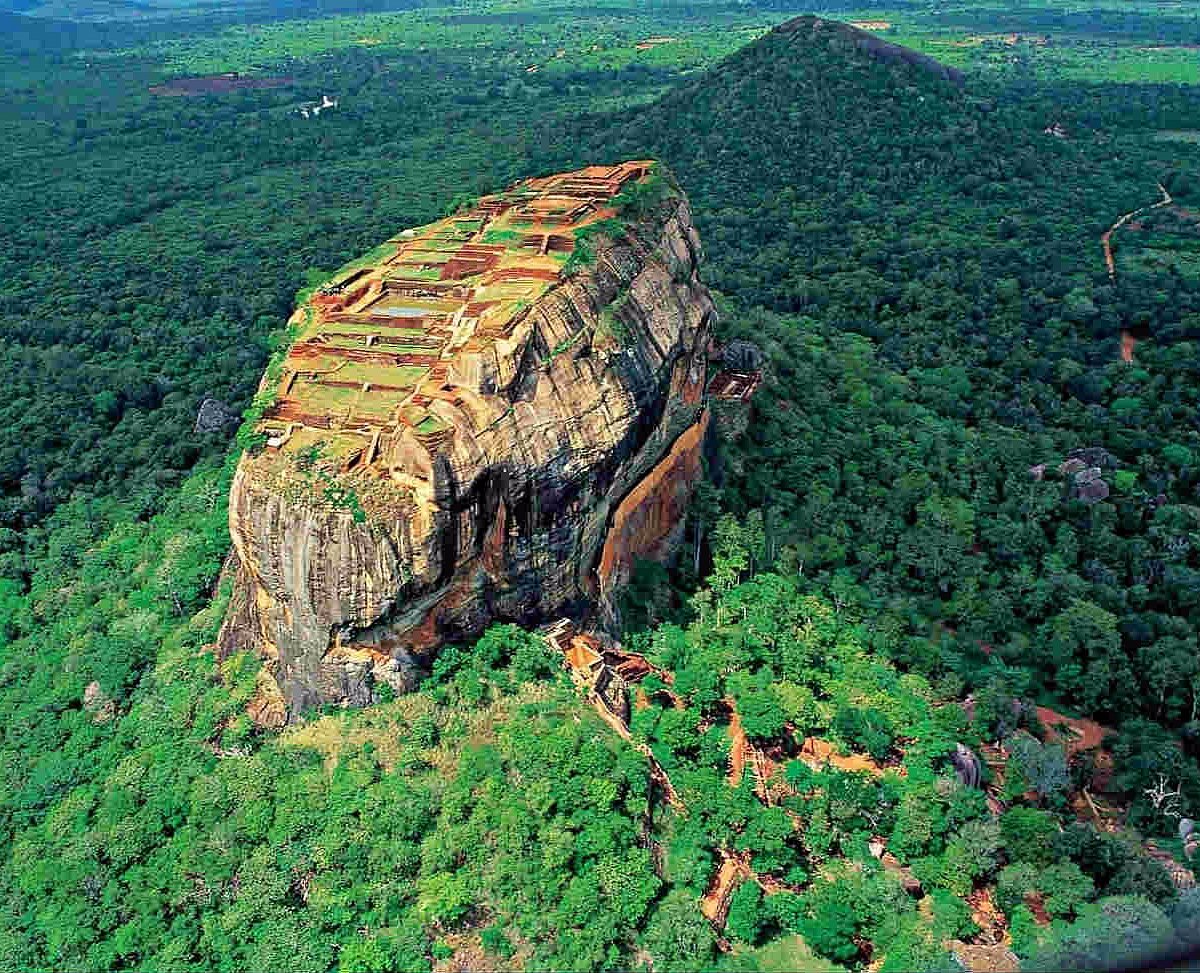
<box><xmin>5</xmin><ymin>1</ymin><xmax>1200</xmax><ymax>971</ymax></box>
<box><xmin>537</xmin><ymin>16</ymin><xmax>1200</xmax><ymax>739</ymax></box>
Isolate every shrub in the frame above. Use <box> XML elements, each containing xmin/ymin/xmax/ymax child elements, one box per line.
<box><xmin>1107</xmin><ymin>855</ymin><xmax>1178</xmax><ymax>906</ymax></box>
<box><xmin>480</xmin><ymin>923</ymin><xmax>515</xmax><ymax>959</ymax></box>
<box><xmin>1172</xmin><ymin>888</ymin><xmax>1200</xmax><ymax>950</ymax></box>
<box><xmin>1055</xmin><ymin>823</ymin><xmax>1134</xmax><ymax>889</ymax></box>
<box><xmin>802</xmin><ymin>899</ymin><xmax>860</xmax><ymax>965</ymax></box>
<box><xmin>929</xmin><ymin>889</ymin><xmax>978</xmax><ymax>940</ymax></box>
<box><xmin>890</xmin><ymin>785</ymin><xmax>949</xmax><ymax>861</ymax></box>
<box><xmin>1029</xmin><ymin>896</ymin><xmax>1176</xmax><ymax>971</ymax></box>
<box><xmin>997</xmin><ymin>861</ymin><xmax>1093</xmax><ymax>919</ymax></box>
<box><xmin>1000</xmin><ymin>806</ymin><xmax>1058</xmax><ymax>865</ymax></box>
<box><xmin>1009</xmin><ymin>905</ymin><xmax>1050</xmax><ymax>959</ymax></box>
<box><xmin>832</xmin><ymin>706</ymin><xmax>895</xmax><ymax>760</ymax></box>
<box><xmin>726</xmin><ymin>882</ymin><xmax>767</xmax><ymax>945</ymax></box>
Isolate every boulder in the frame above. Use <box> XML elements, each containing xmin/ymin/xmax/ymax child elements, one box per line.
<box><xmin>195</xmin><ymin>397</ymin><xmax>241</xmax><ymax>436</ymax></box>
<box><xmin>1072</xmin><ymin>468</ymin><xmax>1111</xmax><ymax>505</ymax></box>
<box><xmin>217</xmin><ymin>163</ymin><xmax>715</xmax><ymax>720</ymax></box>
<box><xmin>1068</xmin><ymin>446</ymin><xmax>1118</xmax><ymax>470</ymax></box>
<box><xmin>951</xmin><ymin>742</ymin><xmax>983</xmax><ymax>789</ymax></box>
<box><xmin>82</xmin><ymin>680</ymin><xmax>115</xmax><ymax>723</ymax></box>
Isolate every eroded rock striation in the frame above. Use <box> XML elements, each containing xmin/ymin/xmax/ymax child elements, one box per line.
<box><xmin>218</xmin><ymin>162</ymin><xmax>715</xmax><ymax>720</ymax></box>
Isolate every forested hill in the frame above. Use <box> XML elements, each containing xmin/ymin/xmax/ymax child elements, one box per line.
<box><xmin>552</xmin><ymin>13</ymin><xmax>1155</xmax><ymax>331</ymax></box>
<box><xmin>541</xmin><ymin>18</ymin><xmax>1200</xmax><ymax>740</ymax></box>
<box><xmin>774</xmin><ymin>15</ymin><xmax>965</xmax><ymax>85</ymax></box>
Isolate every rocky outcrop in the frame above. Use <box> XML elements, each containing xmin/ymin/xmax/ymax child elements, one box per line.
<box><xmin>218</xmin><ymin>163</ymin><xmax>714</xmax><ymax>719</ymax></box>
<box><xmin>596</xmin><ymin>411</ymin><xmax>709</xmax><ymax>601</ymax></box>
<box><xmin>194</xmin><ymin>396</ymin><xmax>241</xmax><ymax>436</ymax></box>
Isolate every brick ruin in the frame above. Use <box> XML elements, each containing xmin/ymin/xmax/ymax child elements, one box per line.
<box><xmin>259</xmin><ymin>161</ymin><xmax>657</xmax><ymax>465</ymax></box>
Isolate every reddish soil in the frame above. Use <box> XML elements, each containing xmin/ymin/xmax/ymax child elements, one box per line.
<box><xmin>489</xmin><ymin>267</ymin><xmax>561</xmax><ymax>282</ymax></box>
<box><xmin>1121</xmin><ymin>330</ymin><xmax>1138</xmax><ymax>363</ymax></box>
<box><xmin>1035</xmin><ymin>705</ymin><xmax>1108</xmax><ymax>756</ymax></box>
<box><xmin>727</xmin><ymin>708</ymin><xmax>748</xmax><ymax>786</ymax></box>
<box><xmin>1024</xmin><ymin>891</ymin><xmax>1052</xmax><ymax>926</ymax></box>
<box><xmin>1101</xmin><ymin>226</ymin><xmax>1119</xmax><ymax>277</ymax></box>
<box><xmin>149</xmin><ymin>73</ymin><xmax>292</xmax><ymax>96</ymax></box>
<box><xmin>798</xmin><ymin>736</ymin><xmax>884</xmax><ymax>775</ymax></box>
<box><xmin>701</xmin><ymin>852</ymin><xmax>750</xmax><ymax>924</ymax></box>
<box><xmin>263</xmin><ymin>403</ymin><xmax>333</xmax><ymax>428</ymax></box>
<box><xmin>967</xmin><ymin>888</ymin><xmax>1010</xmax><ymax>945</ymax></box>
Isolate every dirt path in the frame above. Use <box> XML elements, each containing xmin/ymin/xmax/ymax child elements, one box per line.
<box><xmin>701</xmin><ymin>852</ymin><xmax>751</xmax><ymax>924</ymax></box>
<box><xmin>1102</xmin><ymin>182</ymin><xmax>1172</xmax><ymax>279</ymax></box>
<box><xmin>1121</xmin><ymin>330</ymin><xmax>1138</xmax><ymax>364</ymax></box>
<box><xmin>798</xmin><ymin>735</ymin><xmax>885</xmax><ymax>775</ymax></box>
<box><xmin>727</xmin><ymin>707</ymin><xmax>748</xmax><ymax>787</ymax></box>
<box><xmin>1035</xmin><ymin>705</ymin><xmax>1108</xmax><ymax>755</ymax></box>
<box><xmin>1101</xmin><ymin>183</ymin><xmax>1172</xmax><ymax>362</ymax></box>
<box><xmin>723</xmin><ymin>699</ymin><xmax>787</xmax><ymax>802</ymax></box>
<box><xmin>587</xmin><ymin>692</ymin><xmax>685</xmax><ymax>810</ymax></box>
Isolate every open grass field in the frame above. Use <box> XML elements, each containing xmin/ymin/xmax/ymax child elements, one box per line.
<box><xmin>95</xmin><ymin>2</ymin><xmax>781</xmax><ymax>80</ymax></box>
<box><xmin>831</xmin><ymin>2</ymin><xmax>1200</xmax><ymax>84</ymax></box>
<box><xmin>56</xmin><ymin>0</ymin><xmax>1194</xmax><ymax>88</ymax></box>
<box><xmin>1156</xmin><ymin>129</ymin><xmax>1200</xmax><ymax>142</ymax></box>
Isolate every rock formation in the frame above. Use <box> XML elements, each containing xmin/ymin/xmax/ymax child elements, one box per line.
<box><xmin>218</xmin><ymin>162</ymin><xmax>715</xmax><ymax>720</ymax></box>
<box><xmin>194</xmin><ymin>396</ymin><xmax>241</xmax><ymax>436</ymax></box>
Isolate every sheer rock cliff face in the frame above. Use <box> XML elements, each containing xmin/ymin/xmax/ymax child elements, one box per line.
<box><xmin>217</xmin><ymin>164</ymin><xmax>714</xmax><ymax>721</ymax></box>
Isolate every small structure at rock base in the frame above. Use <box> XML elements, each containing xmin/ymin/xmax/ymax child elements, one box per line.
<box><xmin>706</xmin><ymin>338</ymin><xmax>764</xmax><ymax>403</ymax></box>
<box><xmin>546</xmin><ymin>619</ymin><xmax>662</xmax><ymax>726</ymax></box>
<box><xmin>707</xmin><ymin>370</ymin><xmax>761</xmax><ymax>402</ymax></box>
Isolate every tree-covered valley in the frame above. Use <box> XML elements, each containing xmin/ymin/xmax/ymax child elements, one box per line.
<box><xmin>4</xmin><ymin>2</ymin><xmax>1200</xmax><ymax>972</ymax></box>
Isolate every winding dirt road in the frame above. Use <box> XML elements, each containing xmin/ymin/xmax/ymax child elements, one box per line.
<box><xmin>1102</xmin><ymin>182</ymin><xmax>1172</xmax><ymax>278</ymax></box>
<box><xmin>1101</xmin><ymin>183</ymin><xmax>1173</xmax><ymax>363</ymax></box>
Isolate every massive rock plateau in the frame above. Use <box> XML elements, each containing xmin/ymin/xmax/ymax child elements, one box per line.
<box><xmin>217</xmin><ymin>162</ymin><xmax>715</xmax><ymax>721</ymax></box>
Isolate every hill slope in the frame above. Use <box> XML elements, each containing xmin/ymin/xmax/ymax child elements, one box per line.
<box><xmin>554</xmin><ymin>15</ymin><xmax>1132</xmax><ymax>325</ymax></box>
<box><xmin>537</xmin><ymin>15</ymin><xmax>1200</xmax><ymax>735</ymax></box>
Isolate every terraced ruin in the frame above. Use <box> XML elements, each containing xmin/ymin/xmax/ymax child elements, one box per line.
<box><xmin>260</xmin><ymin>161</ymin><xmax>657</xmax><ymax>471</ymax></box>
